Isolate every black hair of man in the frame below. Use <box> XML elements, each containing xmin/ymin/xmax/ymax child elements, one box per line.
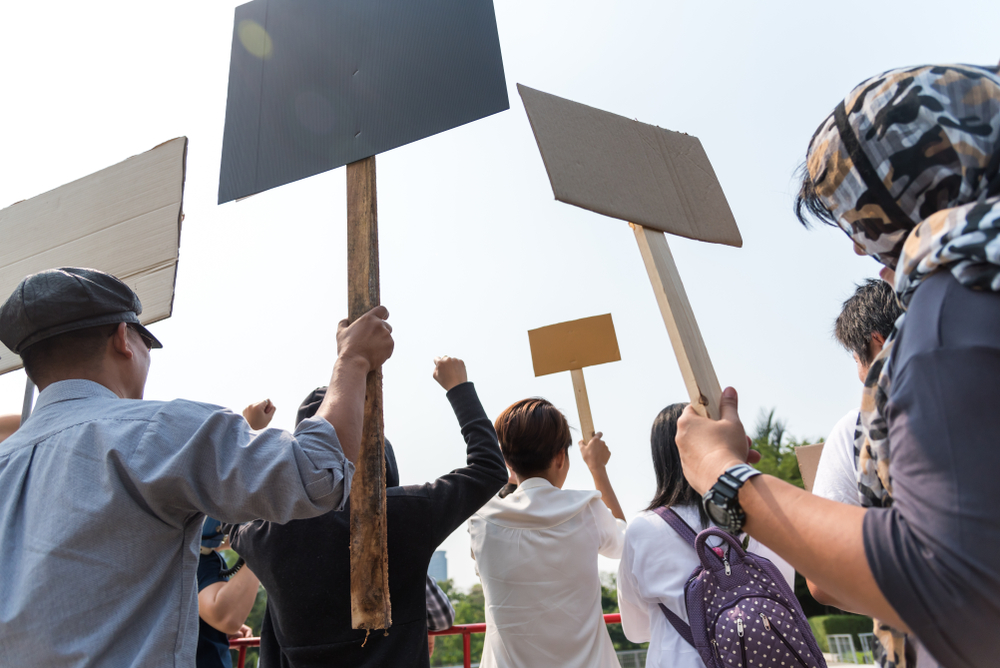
<box><xmin>19</xmin><ymin>324</ymin><xmax>119</xmax><ymax>385</ymax></box>
<box><xmin>645</xmin><ymin>402</ymin><xmax>710</xmax><ymax>528</ymax></box>
<box><xmin>834</xmin><ymin>279</ymin><xmax>903</xmax><ymax>365</ymax></box>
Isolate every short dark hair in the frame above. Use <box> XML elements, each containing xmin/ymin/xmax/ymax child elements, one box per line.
<box><xmin>793</xmin><ymin>161</ymin><xmax>838</xmax><ymax>229</ymax></box>
<box><xmin>834</xmin><ymin>279</ymin><xmax>902</xmax><ymax>364</ymax></box>
<box><xmin>494</xmin><ymin>398</ymin><xmax>572</xmax><ymax>478</ymax></box>
<box><xmin>646</xmin><ymin>403</ymin><xmax>709</xmax><ymax>527</ymax></box>
<box><xmin>19</xmin><ymin>323</ymin><xmax>119</xmax><ymax>384</ymax></box>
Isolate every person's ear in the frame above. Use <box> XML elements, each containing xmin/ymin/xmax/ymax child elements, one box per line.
<box><xmin>111</xmin><ymin>323</ymin><xmax>134</xmax><ymax>360</ymax></box>
<box><xmin>557</xmin><ymin>449</ymin><xmax>569</xmax><ymax>470</ymax></box>
<box><xmin>869</xmin><ymin>331</ymin><xmax>887</xmax><ymax>361</ymax></box>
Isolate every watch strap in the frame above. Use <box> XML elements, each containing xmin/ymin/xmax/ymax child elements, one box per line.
<box><xmin>720</xmin><ymin>463</ymin><xmax>761</xmax><ymax>486</ymax></box>
<box><xmin>703</xmin><ymin>464</ymin><xmax>761</xmax><ymax>534</ymax></box>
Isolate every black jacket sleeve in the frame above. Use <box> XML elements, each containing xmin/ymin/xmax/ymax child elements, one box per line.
<box><xmin>399</xmin><ymin>381</ymin><xmax>507</xmax><ymax>549</ymax></box>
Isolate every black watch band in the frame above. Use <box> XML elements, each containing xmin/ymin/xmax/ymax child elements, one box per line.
<box><xmin>702</xmin><ymin>464</ymin><xmax>761</xmax><ymax>534</ymax></box>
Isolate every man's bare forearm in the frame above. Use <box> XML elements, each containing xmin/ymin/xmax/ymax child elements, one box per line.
<box><xmin>315</xmin><ymin>356</ymin><xmax>369</xmax><ymax>465</ymax></box>
<box><xmin>200</xmin><ymin>566</ymin><xmax>261</xmax><ymax>635</ymax></box>
<box><xmin>738</xmin><ymin>475</ymin><xmax>906</xmax><ymax>630</ymax></box>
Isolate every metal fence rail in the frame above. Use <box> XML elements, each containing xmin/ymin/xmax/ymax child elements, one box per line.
<box><xmin>231</xmin><ymin>613</ymin><xmax>627</xmax><ymax>668</ymax></box>
<box><xmin>829</xmin><ymin>633</ymin><xmax>858</xmax><ymax>664</ymax></box>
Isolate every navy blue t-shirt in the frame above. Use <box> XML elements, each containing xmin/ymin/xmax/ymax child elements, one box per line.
<box><xmin>863</xmin><ymin>272</ymin><xmax>1000</xmax><ymax>668</ymax></box>
<box><xmin>197</xmin><ymin>551</ymin><xmax>233</xmax><ymax>668</ymax></box>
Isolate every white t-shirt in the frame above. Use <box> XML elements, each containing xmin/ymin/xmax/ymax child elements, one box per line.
<box><xmin>617</xmin><ymin>505</ymin><xmax>796</xmax><ymax>668</ymax></box>
<box><xmin>469</xmin><ymin>477</ymin><xmax>627</xmax><ymax>668</ymax></box>
<box><xmin>812</xmin><ymin>409</ymin><xmax>861</xmax><ymax>506</ymax></box>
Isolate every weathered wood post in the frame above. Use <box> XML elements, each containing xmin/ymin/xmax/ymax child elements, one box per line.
<box><xmin>217</xmin><ymin>0</ymin><xmax>509</xmax><ymax>631</ymax></box>
<box><xmin>345</xmin><ymin>155</ymin><xmax>391</xmax><ymax>630</ymax></box>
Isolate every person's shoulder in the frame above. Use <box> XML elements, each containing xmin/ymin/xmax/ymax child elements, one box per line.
<box><xmin>818</xmin><ymin>410</ymin><xmax>859</xmax><ymax>463</ymax></box>
<box><xmin>830</xmin><ymin>409</ymin><xmax>860</xmax><ymax>437</ymax></box>
<box><xmin>625</xmin><ymin>508</ymin><xmax>675</xmax><ymax>541</ymax></box>
<box><xmin>141</xmin><ymin>398</ymin><xmax>238</xmax><ymax>428</ymax></box>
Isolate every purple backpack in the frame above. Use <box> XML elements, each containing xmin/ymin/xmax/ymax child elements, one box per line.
<box><xmin>653</xmin><ymin>507</ymin><xmax>827</xmax><ymax>668</ymax></box>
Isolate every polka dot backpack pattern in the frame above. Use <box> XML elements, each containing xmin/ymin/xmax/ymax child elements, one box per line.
<box><xmin>653</xmin><ymin>507</ymin><xmax>827</xmax><ymax>668</ymax></box>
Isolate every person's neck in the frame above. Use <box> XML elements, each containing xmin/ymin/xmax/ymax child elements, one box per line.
<box><xmin>37</xmin><ymin>369</ymin><xmax>134</xmax><ymax>399</ymax></box>
<box><xmin>514</xmin><ymin>470</ymin><xmax>563</xmax><ymax>489</ymax></box>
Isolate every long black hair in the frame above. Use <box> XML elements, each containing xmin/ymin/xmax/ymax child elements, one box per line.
<box><xmin>645</xmin><ymin>403</ymin><xmax>710</xmax><ymax>528</ymax></box>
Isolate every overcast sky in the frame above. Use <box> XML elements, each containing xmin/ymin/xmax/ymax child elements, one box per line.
<box><xmin>1</xmin><ymin>1</ymin><xmax>997</xmax><ymax>589</ymax></box>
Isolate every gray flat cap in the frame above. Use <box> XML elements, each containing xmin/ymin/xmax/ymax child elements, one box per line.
<box><xmin>0</xmin><ymin>267</ymin><xmax>163</xmax><ymax>354</ymax></box>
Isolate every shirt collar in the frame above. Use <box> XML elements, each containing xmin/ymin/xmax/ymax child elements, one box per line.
<box><xmin>33</xmin><ymin>379</ymin><xmax>121</xmax><ymax>412</ymax></box>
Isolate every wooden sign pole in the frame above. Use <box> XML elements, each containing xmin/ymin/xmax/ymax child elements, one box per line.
<box><xmin>569</xmin><ymin>369</ymin><xmax>595</xmax><ymax>441</ymax></box>
<box><xmin>527</xmin><ymin>314</ymin><xmax>619</xmax><ymax>441</ymax></box>
<box><xmin>631</xmin><ymin>223</ymin><xmax>723</xmax><ymax>420</ymax></box>
<box><xmin>346</xmin><ymin>155</ymin><xmax>391</xmax><ymax>631</ymax></box>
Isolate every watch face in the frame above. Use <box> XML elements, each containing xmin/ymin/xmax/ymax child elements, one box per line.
<box><xmin>704</xmin><ymin>494</ymin><xmax>730</xmax><ymax>526</ymax></box>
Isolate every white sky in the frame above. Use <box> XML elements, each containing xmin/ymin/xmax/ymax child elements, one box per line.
<box><xmin>1</xmin><ymin>1</ymin><xmax>996</xmax><ymax>590</ymax></box>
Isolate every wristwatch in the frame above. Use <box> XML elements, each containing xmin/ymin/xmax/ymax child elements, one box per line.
<box><xmin>702</xmin><ymin>464</ymin><xmax>761</xmax><ymax>534</ymax></box>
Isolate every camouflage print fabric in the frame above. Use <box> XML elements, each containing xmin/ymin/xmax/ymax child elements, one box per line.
<box><xmin>805</xmin><ymin>63</ymin><xmax>1000</xmax><ymax>668</ymax></box>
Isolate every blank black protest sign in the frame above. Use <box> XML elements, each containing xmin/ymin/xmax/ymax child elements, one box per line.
<box><xmin>219</xmin><ymin>0</ymin><xmax>508</xmax><ymax>204</ymax></box>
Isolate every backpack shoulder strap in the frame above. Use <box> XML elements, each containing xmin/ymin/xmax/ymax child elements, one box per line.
<box><xmin>651</xmin><ymin>506</ymin><xmax>698</xmax><ymax>549</ymax></box>
<box><xmin>658</xmin><ymin>603</ymin><xmax>696</xmax><ymax>648</ymax></box>
<box><xmin>651</xmin><ymin>507</ymin><xmax>699</xmax><ymax>649</ymax></box>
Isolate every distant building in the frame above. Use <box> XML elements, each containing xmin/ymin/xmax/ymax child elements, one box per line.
<box><xmin>428</xmin><ymin>550</ymin><xmax>448</xmax><ymax>583</ymax></box>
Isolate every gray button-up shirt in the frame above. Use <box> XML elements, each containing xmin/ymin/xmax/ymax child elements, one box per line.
<box><xmin>0</xmin><ymin>379</ymin><xmax>354</xmax><ymax>667</ymax></box>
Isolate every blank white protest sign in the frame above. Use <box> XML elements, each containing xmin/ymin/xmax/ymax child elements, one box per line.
<box><xmin>0</xmin><ymin>137</ymin><xmax>187</xmax><ymax>375</ymax></box>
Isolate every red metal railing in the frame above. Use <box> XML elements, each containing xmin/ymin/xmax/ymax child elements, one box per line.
<box><xmin>231</xmin><ymin>613</ymin><xmax>623</xmax><ymax>668</ymax></box>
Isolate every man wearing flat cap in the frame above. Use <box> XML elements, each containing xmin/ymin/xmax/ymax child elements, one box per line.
<box><xmin>0</xmin><ymin>267</ymin><xmax>394</xmax><ymax>668</ymax></box>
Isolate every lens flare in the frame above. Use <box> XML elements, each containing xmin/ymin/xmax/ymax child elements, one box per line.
<box><xmin>238</xmin><ymin>20</ymin><xmax>273</xmax><ymax>59</ymax></box>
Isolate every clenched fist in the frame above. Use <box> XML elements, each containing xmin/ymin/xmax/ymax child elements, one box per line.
<box><xmin>337</xmin><ymin>305</ymin><xmax>394</xmax><ymax>372</ymax></box>
<box><xmin>579</xmin><ymin>431</ymin><xmax>611</xmax><ymax>472</ymax></box>
<box><xmin>433</xmin><ymin>356</ymin><xmax>468</xmax><ymax>391</ymax></box>
<box><xmin>243</xmin><ymin>399</ymin><xmax>276</xmax><ymax>430</ymax></box>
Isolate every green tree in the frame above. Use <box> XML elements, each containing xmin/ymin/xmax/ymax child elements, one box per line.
<box><xmin>430</xmin><ymin>580</ymin><xmax>486</xmax><ymax>667</ymax></box>
<box><xmin>751</xmin><ymin>408</ymin><xmax>806</xmax><ymax>488</ymax></box>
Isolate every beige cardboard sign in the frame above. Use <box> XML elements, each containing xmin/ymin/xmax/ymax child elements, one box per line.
<box><xmin>0</xmin><ymin>138</ymin><xmax>187</xmax><ymax>375</ymax></box>
<box><xmin>528</xmin><ymin>313</ymin><xmax>621</xmax><ymax>377</ymax></box>
<box><xmin>518</xmin><ymin>84</ymin><xmax>741</xmax><ymax>248</ymax></box>
<box><xmin>795</xmin><ymin>443</ymin><xmax>825</xmax><ymax>493</ymax></box>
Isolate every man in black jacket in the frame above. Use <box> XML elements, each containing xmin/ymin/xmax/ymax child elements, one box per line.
<box><xmin>229</xmin><ymin>356</ymin><xmax>507</xmax><ymax>667</ymax></box>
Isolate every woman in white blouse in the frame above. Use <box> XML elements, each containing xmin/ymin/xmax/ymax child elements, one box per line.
<box><xmin>617</xmin><ymin>404</ymin><xmax>795</xmax><ymax>668</ymax></box>
<box><xmin>470</xmin><ymin>398</ymin><xmax>627</xmax><ymax>668</ymax></box>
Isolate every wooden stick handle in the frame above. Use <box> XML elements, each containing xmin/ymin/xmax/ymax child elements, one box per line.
<box><xmin>346</xmin><ymin>155</ymin><xmax>391</xmax><ymax>631</ymax></box>
<box><xmin>632</xmin><ymin>224</ymin><xmax>723</xmax><ymax>419</ymax></box>
<box><xmin>570</xmin><ymin>368</ymin><xmax>596</xmax><ymax>441</ymax></box>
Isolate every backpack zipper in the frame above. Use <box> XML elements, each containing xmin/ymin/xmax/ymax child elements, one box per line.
<box><xmin>763</xmin><ymin>614</ymin><xmax>811</xmax><ymax>666</ymax></box>
<box><xmin>737</xmin><ymin>618</ymin><xmax>747</xmax><ymax>666</ymax></box>
<box><xmin>723</xmin><ymin>557</ymin><xmax>731</xmax><ymax>576</ymax></box>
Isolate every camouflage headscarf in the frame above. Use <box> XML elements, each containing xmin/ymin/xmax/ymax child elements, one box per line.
<box><xmin>805</xmin><ymin>63</ymin><xmax>1000</xmax><ymax>668</ymax></box>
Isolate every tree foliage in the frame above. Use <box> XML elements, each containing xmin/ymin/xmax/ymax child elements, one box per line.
<box><xmin>751</xmin><ymin>408</ymin><xmax>806</xmax><ymax>489</ymax></box>
<box><xmin>430</xmin><ymin>579</ymin><xmax>486</xmax><ymax>667</ymax></box>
